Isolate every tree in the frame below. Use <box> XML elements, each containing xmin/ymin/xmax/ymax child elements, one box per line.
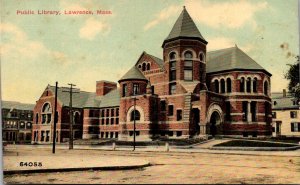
<box><xmin>285</xmin><ymin>56</ymin><xmax>300</xmax><ymax>101</ymax></box>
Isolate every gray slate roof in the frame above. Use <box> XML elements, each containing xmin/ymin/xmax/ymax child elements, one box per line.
<box><xmin>271</xmin><ymin>92</ymin><xmax>299</xmax><ymax>110</ymax></box>
<box><xmin>47</xmin><ymin>86</ymin><xmax>94</xmax><ymax>108</ymax></box>
<box><xmin>1</xmin><ymin>101</ymin><xmax>35</xmax><ymax>110</ymax></box>
<box><xmin>119</xmin><ymin>66</ymin><xmax>148</xmax><ymax>82</ymax></box>
<box><xmin>147</xmin><ymin>53</ymin><xmax>164</xmax><ymax>69</ymax></box>
<box><xmin>206</xmin><ymin>46</ymin><xmax>271</xmax><ymax>76</ymax></box>
<box><xmin>47</xmin><ymin>85</ymin><xmax>120</xmax><ymax>109</ymax></box>
<box><xmin>163</xmin><ymin>7</ymin><xmax>207</xmax><ymax>45</ymax></box>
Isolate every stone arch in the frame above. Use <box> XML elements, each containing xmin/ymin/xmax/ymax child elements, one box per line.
<box><xmin>126</xmin><ymin>105</ymin><xmax>145</xmax><ymax>123</ymax></box>
<box><xmin>168</xmin><ymin>50</ymin><xmax>179</xmax><ymax>60</ymax></box>
<box><xmin>206</xmin><ymin>103</ymin><xmax>223</xmax><ymax>124</ymax></box>
<box><xmin>182</xmin><ymin>48</ymin><xmax>196</xmax><ymax>59</ymax></box>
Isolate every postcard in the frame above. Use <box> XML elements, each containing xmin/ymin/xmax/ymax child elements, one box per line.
<box><xmin>1</xmin><ymin>0</ymin><xmax>300</xmax><ymax>184</ymax></box>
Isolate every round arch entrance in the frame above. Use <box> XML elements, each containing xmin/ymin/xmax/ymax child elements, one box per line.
<box><xmin>210</xmin><ymin>111</ymin><xmax>221</xmax><ymax>137</ymax></box>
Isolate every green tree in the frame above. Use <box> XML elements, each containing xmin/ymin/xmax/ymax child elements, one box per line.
<box><xmin>285</xmin><ymin>56</ymin><xmax>300</xmax><ymax>100</ymax></box>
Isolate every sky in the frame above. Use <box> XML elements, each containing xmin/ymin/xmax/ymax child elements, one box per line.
<box><xmin>1</xmin><ymin>0</ymin><xmax>299</xmax><ymax>104</ymax></box>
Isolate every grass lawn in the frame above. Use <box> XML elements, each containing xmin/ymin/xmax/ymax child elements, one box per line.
<box><xmin>214</xmin><ymin>140</ymin><xmax>299</xmax><ymax>147</ymax></box>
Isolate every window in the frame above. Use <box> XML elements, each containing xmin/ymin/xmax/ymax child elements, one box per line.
<box><xmin>101</xmin><ymin>110</ymin><xmax>105</xmax><ymax>117</ymax></box>
<box><xmin>46</xmin><ymin>131</ymin><xmax>50</xmax><ymax>142</ymax></box>
<box><xmin>240</xmin><ymin>77</ymin><xmax>245</xmax><ymax>92</ymax></box>
<box><xmin>106</xmin><ymin>109</ymin><xmax>109</xmax><ymax>117</ymax></box>
<box><xmin>273</xmin><ymin>101</ymin><xmax>277</xmax><ymax>106</ymax></box>
<box><xmin>122</xmin><ymin>84</ymin><xmax>127</xmax><ymax>97</ymax></box>
<box><xmin>27</xmin><ymin>113</ymin><xmax>32</xmax><ymax>118</ymax></box>
<box><xmin>151</xmin><ymin>86</ymin><xmax>155</xmax><ymax>95</ymax></box>
<box><xmin>290</xmin><ymin>111</ymin><xmax>297</xmax><ymax>118</ymax></box>
<box><xmin>142</xmin><ymin>63</ymin><xmax>146</xmax><ymax>71</ymax></box>
<box><xmin>264</xmin><ymin>81</ymin><xmax>268</xmax><ymax>96</ymax></box>
<box><xmin>265</xmin><ymin>102</ymin><xmax>270</xmax><ymax>123</ymax></box>
<box><xmin>177</xmin><ymin>110</ymin><xmax>182</xmax><ymax>121</ymax></box>
<box><xmin>101</xmin><ymin>118</ymin><xmax>104</xmax><ymax>125</ymax></box>
<box><xmin>116</xmin><ymin>118</ymin><xmax>119</xmax><ymax>125</ymax></box>
<box><xmin>106</xmin><ymin>132</ymin><xmax>109</xmax><ymax>138</ymax></box>
<box><xmin>161</xmin><ymin>100</ymin><xmax>166</xmax><ymax>111</ymax></box>
<box><xmin>111</xmin><ymin>118</ymin><xmax>114</xmax><ymax>125</ymax></box>
<box><xmin>225</xmin><ymin>102</ymin><xmax>231</xmax><ymax>121</ymax></box>
<box><xmin>115</xmin><ymin>132</ymin><xmax>118</xmax><ymax>138</ymax></box>
<box><xmin>253</xmin><ymin>78</ymin><xmax>257</xmax><ymax>93</ymax></box>
<box><xmin>272</xmin><ymin>112</ymin><xmax>277</xmax><ymax>118</ymax></box>
<box><xmin>242</xmin><ymin>101</ymin><xmax>248</xmax><ymax>121</ymax></box>
<box><xmin>169</xmin><ymin>83</ymin><xmax>176</xmax><ymax>95</ymax></box>
<box><xmin>225</xmin><ymin>78</ymin><xmax>232</xmax><ymax>93</ymax></box>
<box><xmin>251</xmin><ymin>101</ymin><xmax>257</xmax><ymax>122</ymax></box>
<box><xmin>116</xmin><ymin>108</ymin><xmax>119</xmax><ymax>116</ymax></box>
<box><xmin>147</xmin><ymin>63</ymin><xmax>150</xmax><ymax>70</ymax></box>
<box><xmin>168</xmin><ymin>105</ymin><xmax>174</xmax><ymax>116</ymax></box>
<box><xmin>26</xmin><ymin>122</ymin><xmax>32</xmax><ymax>129</ymax></box>
<box><xmin>74</xmin><ymin>112</ymin><xmax>80</xmax><ymax>124</ymax></box>
<box><xmin>41</xmin><ymin>103</ymin><xmax>51</xmax><ymax>124</ymax></box>
<box><xmin>176</xmin><ymin>131</ymin><xmax>182</xmax><ymax>137</ymax></box>
<box><xmin>133</xmin><ymin>83</ymin><xmax>140</xmax><ymax>95</ymax></box>
<box><xmin>246</xmin><ymin>77</ymin><xmax>251</xmax><ymax>93</ymax></box>
<box><xmin>129</xmin><ymin>131</ymin><xmax>133</xmax><ymax>136</ymax></box>
<box><xmin>291</xmin><ymin>122</ymin><xmax>300</xmax><ymax>132</ymax></box>
<box><xmin>199</xmin><ymin>52</ymin><xmax>205</xmax><ymax>62</ymax></box>
<box><xmin>130</xmin><ymin>110</ymin><xmax>140</xmax><ymax>121</ymax></box>
<box><xmin>110</xmin><ymin>132</ymin><xmax>114</xmax><ymax>138</ymax></box>
<box><xmin>168</xmin><ymin>131</ymin><xmax>173</xmax><ymax>137</ymax></box>
<box><xmin>35</xmin><ymin>113</ymin><xmax>39</xmax><ymax>124</ymax></box>
<box><xmin>111</xmin><ymin>109</ymin><xmax>114</xmax><ymax>117</ymax></box>
<box><xmin>138</xmin><ymin>64</ymin><xmax>141</xmax><ymax>69</ymax></box>
<box><xmin>136</xmin><ymin>131</ymin><xmax>140</xmax><ymax>136</ymax></box>
<box><xmin>184</xmin><ymin>51</ymin><xmax>193</xmax><ymax>81</ymax></box>
<box><xmin>106</xmin><ymin>118</ymin><xmax>109</xmax><ymax>125</ymax></box>
<box><xmin>214</xmin><ymin>80</ymin><xmax>219</xmax><ymax>93</ymax></box>
<box><xmin>20</xmin><ymin>122</ymin><xmax>25</xmax><ymax>129</ymax></box>
<box><xmin>41</xmin><ymin>131</ymin><xmax>45</xmax><ymax>141</ymax></box>
<box><xmin>170</xmin><ymin>61</ymin><xmax>176</xmax><ymax>81</ymax></box>
<box><xmin>220</xmin><ymin>79</ymin><xmax>225</xmax><ymax>93</ymax></box>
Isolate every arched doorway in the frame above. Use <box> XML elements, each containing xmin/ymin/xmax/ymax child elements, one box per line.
<box><xmin>210</xmin><ymin>111</ymin><xmax>221</xmax><ymax>137</ymax></box>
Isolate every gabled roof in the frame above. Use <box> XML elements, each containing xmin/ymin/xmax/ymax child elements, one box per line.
<box><xmin>163</xmin><ymin>6</ymin><xmax>207</xmax><ymax>46</ymax></box>
<box><xmin>135</xmin><ymin>51</ymin><xmax>164</xmax><ymax>69</ymax></box>
<box><xmin>119</xmin><ymin>66</ymin><xmax>148</xmax><ymax>82</ymax></box>
<box><xmin>1</xmin><ymin>101</ymin><xmax>35</xmax><ymax>110</ymax></box>
<box><xmin>206</xmin><ymin>46</ymin><xmax>271</xmax><ymax>76</ymax></box>
<box><xmin>271</xmin><ymin>92</ymin><xmax>299</xmax><ymax>110</ymax></box>
<box><xmin>47</xmin><ymin>86</ymin><xmax>94</xmax><ymax>108</ymax></box>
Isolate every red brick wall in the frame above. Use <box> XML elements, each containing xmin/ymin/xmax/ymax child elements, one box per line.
<box><xmin>96</xmin><ymin>81</ymin><xmax>117</xmax><ymax>96</ymax></box>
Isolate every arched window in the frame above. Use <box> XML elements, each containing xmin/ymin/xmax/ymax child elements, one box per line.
<box><xmin>184</xmin><ymin>51</ymin><xmax>193</xmax><ymax>59</ymax></box>
<box><xmin>226</xmin><ymin>78</ymin><xmax>232</xmax><ymax>93</ymax></box>
<box><xmin>214</xmin><ymin>80</ymin><xmax>219</xmax><ymax>93</ymax></box>
<box><xmin>169</xmin><ymin>52</ymin><xmax>176</xmax><ymax>81</ymax></box>
<box><xmin>146</xmin><ymin>63</ymin><xmax>150</xmax><ymax>71</ymax></box>
<box><xmin>169</xmin><ymin>52</ymin><xmax>176</xmax><ymax>60</ymax></box>
<box><xmin>130</xmin><ymin>110</ymin><xmax>140</xmax><ymax>121</ymax></box>
<box><xmin>220</xmin><ymin>79</ymin><xmax>225</xmax><ymax>93</ymax></box>
<box><xmin>264</xmin><ymin>81</ymin><xmax>268</xmax><ymax>96</ymax></box>
<box><xmin>184</xmin><ymin>51</ymin><xmax>193</xmax><ymax>81</ymax></box>
<box><xmin>74</xmin><ymin>112</ymin><xmax>80</xmax><ymax>124</ymax></box>
<box><xmin>142</xmin><ymin>63</ymin><xmax>146</xmax><ymax>71</ymax></box>
<box><xmin>41</xmin><ymin>103</ymin><xmax>51</xmax><ymax>124</ymax></box>
<box><xmin>240</xmin><ymin>77</ymin><xmax>245</xmax><ymax>92</ymax></box>
<box><xmin>253</xmin><ymin>78</ymin><xmax>257</xmax><ymax>93</ymax></box>
<box><xmin>246</xmin><ymin>77</ymin><xmax>251</xmax><ymax>93</ymax></box>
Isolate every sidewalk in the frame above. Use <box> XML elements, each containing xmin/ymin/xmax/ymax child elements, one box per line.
<box><xmin>3</xmin><ymin>154</ymin><xmax>150</xmax><ymax>174</ymax></box>
<box><xmin>4</xmin><ymin>143</ymin><xmax>300</xmax><ymax>157</ymax></box>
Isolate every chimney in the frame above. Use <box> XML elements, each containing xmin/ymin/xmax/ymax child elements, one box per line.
<box><xmin>96</xmin><ymin>80</ymin><xmax>117</xmax><ymax>96</ymax></box>
<box><xmin>283</xmin><ymin>89</ymin><xmax>286</xmax><ymax>98</ymax></box>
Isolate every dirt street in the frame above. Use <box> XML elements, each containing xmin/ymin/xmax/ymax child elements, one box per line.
<box><xmin>3</xmin><ymin>148</ymin><xmax>300</xmax><ymax>184</ymax></box>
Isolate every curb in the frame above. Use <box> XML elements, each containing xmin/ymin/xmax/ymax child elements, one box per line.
<box><xmin>210</xmin><ymin>145</ymin><xmax>300</xmax><ymax>151</ymax></box>
<box><xmin>4</xmin><ymin>163</ymin><xmax>151</xmax><ymax>175</ymax></box>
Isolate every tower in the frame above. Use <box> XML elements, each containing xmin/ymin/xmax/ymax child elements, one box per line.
<box><xmin>162</xmin><ymin>6</ymin><xmax>208</xmax><ymax>94</ymax></box>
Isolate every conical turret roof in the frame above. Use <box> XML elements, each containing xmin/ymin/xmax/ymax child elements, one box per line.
<box><xmin>119</xmin><ymin>66</ymin><xmax>147</xmax><ymax>82</ymax></box>
<box><xmin>163</xmin><ymin>6</ymin><xmax>207</xmax><ymax>46</ymax></box>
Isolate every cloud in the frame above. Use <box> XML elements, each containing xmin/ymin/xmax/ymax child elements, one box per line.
<box><xmin>185</xmin><ymin>0</ymin><xmax>268</xmax><ymax>29</ymax></box>
<box><xmin>79</xmin><ymin>17</ymin><xmax>110</xmax><ymax>40</ymax></box>
<box><xmin>144</xmin><ymin>5</ymin><xmax>181</xmax><ymax>30</ymax></box>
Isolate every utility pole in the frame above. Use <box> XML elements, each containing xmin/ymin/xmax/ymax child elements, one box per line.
<box><xmin>133</xmin><ymin>97</ymin><xmax>136</xmax><ymax>151</ymax></box>
<box><xmin>62</xmin><ymin>83</ymin><xmax>79</xmax><ymax>150</ymax></box>
<box><xmin>52</xmin><ymin>82</ymin><xmax>58</xmax><ymax>154</ymax></box>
